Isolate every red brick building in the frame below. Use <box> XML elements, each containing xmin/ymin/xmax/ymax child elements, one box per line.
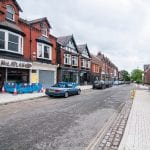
<box><xmin>144</xmin><ymin>64</ymin><xmax>150</xmax><ymax>84</ymax></box>
<box><xmin>57</xmin><ymin>35</ymin><xmax>80</xmax><ymax>83</ymax></box>
<box><xmin>0</xmin><ymin>0</ymin><xmax>57</xmax><ymax>90</ymax></box>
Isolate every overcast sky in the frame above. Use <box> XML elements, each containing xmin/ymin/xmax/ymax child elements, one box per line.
<box><xmin>18</xmin><ymin>0</ymin><xmax>150</xmax><ymax>72</ymax></box>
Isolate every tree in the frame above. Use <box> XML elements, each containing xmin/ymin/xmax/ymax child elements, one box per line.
<box><xmin>120</xmin><ymin>70</ymin><xmax>130</xmax><ymax>81</ymax></box>
<box><xmin>131</xmin><ymin>69</ymin><xmax>143</xmax><ymax>83</ymax></box>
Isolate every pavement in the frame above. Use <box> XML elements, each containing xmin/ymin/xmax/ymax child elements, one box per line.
<box><xmin>119</xmin><ymin>85</ymin><xmax>150</xmax><ymax>150</ymax></box>
<box><xmin>0</xmin><ymin>85</ymin><xmax>92</xmax><ymax>105</ymax></box>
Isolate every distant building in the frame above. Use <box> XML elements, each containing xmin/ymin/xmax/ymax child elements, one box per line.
<box><xmin>144</xmin><ymin>64</ymin><xmax>150</xmax><ymax>84</ymax></box>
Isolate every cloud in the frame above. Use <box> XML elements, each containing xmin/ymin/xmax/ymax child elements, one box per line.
<box><xmin>18</xmin><ymin>0</ymin><xmax>150</xmax><ymax>72</ymax></box>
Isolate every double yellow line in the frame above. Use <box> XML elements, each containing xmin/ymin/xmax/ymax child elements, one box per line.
<box><xmin>130</xmin><ymin>89</ymin><xmax>136</xmax><ymax>100</ymax></box>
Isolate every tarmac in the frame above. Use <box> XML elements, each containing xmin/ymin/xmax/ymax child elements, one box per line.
<box><xmin>119</xmin><ymin>85</ymin><xmax>150</xmax><ymax>150</ymax></box>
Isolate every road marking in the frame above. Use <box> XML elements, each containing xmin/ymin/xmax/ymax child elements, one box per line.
<box><xmin>85</xmin><ymin>112</ymin><xmax>117</xmax><ymax>150</ymax></box>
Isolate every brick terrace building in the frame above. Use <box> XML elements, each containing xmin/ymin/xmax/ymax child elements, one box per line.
<box><xmin>0</xmin><ymin>0</ymin><xmax>57</xmax><ymax>90</ymax></box>
<box><xmin>77</xmin><ymin>44</ymin><xmax>91</xmax><ymax>85</ymax></box>
<box><xmin>144</xmin><ymin>64</ymin><xmax>150</xmax><ymax>84</ymax></box>
<box><xmin>57</xmin><ymin>35</ymin><xmax>80</xmax><ymax>83</ymax></box>
<box><xmin>91</xmin><ymin>54</ymin><xmax>102</xmax><ymax>82</ymax></box>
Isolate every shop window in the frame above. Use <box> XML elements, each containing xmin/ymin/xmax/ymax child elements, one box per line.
<box><xmin>37</xmin><ymin>42</ymin><xmax>52</xmax><ymax>60</ymax></box>
<box><xmin>72</xmin><ymin>56</ymin><xmax>78</xmax><ymax>66</ymax></box>
<box><xmin>0</xmin><ymin>31</ymin><xmax>5</xmax><ymax>49</ymax></box>
<box><xmin>64</xmin><ymin>54</ymin><xmax>71</xmax><ymax>65</ymax></box>
<box><xmin>6</xmin><ymin>5</ymin><xmax>15</xmax><ymax>21</ymax></box>
<box><xmin>0</xmin><ymin>29</ymin><xmax>23</xmax><ymax>54</ymax></box>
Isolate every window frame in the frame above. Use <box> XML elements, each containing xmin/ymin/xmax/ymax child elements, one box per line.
<box><xmin>6</xmin><ymin>5</ymin><xmax>15</xmax><ymax>21</ymax></box>
<box><xmin>0</xmin><ymin>29</ymin><xmax>23</xmax><ymax>54</ymax></box>
<box><xmin>72</xmin><ymin>56</ymin><xmax>78</xmax><ymax>66</ymax></box>
<box><xmin>64</xmin><ymin>54</ymin><xmax>71</xmax><ymax>65</ymax></box>
<box><xmin>37</xmin><ymin>42</ymin><xmax>52</xmax><ymax>60</ymax></box>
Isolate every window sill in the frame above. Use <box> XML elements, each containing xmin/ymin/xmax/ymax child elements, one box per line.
<box><xmin>0</xmin><ymin>49</ymin><xmax>23</xmax><ymax>55</ymax></box>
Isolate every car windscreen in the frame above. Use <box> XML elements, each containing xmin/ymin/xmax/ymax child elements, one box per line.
<box><xmin>52</xmin><ymin>83</ymin><xmax>66</xmax><ymax>88</ymax></box>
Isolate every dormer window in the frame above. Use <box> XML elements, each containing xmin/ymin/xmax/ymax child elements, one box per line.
<box><xmin>6</xmin><ymin>5</ymin><xmax>15</xmax><ymax>21</ymax></box>
<box><xmin>41</xmin><ymin>24</ymin><xmax>48</xmax><ymax>37</ymax></box>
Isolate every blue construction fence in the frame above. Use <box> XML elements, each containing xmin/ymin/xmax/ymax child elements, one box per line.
<box><xmin>4</xmin><ymin>82</ymin><xmax>42</xmax><ymax>94</ymax></box>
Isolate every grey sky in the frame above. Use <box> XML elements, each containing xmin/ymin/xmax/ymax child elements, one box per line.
<box><xmin>18</xmin><ymin>0</ymin><xmax>150</xmax><ymax>72</ymax></box>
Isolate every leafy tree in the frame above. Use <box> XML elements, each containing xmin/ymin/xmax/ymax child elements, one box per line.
<box><xmin>131</xmin><ymin>69</ymin><xmax>143</xmax><ymax>83</ymax></box>
<box><xmin>120</xmin><ymin>70</ymin><xmax>130</xmax><ymax>81</ymax></box>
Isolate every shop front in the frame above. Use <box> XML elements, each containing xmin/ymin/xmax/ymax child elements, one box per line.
<box><xmin>31</xmin><ymin>62</ymin><xmax>57</xmax><ymax>88</ymax></box>
<box><xmin>80</xmin><ymin>70</ymin><xmax>91</xmax><ymax>85</ymax></box>
<box><xmin>0</xmin><ymin>58</ymin><xmax>32</xmax><ymax>91</ymax></box>
<box><xmin>58</xmin><ymin>67</ymin><xmax>79</xmax><ymax>84</ymax></box>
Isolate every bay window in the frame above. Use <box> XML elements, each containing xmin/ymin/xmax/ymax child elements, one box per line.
<box><xmin>0</xmin><ymin>31</ymin><xmax>5</xmax><ymax>49</ymax></box>
<box><xmin>72</xmin><ymin>56</ymin><xmax>78</xmax><ymax>66</ymax></box>
<box><xmin>37</xmin><ymin>42</ymin><xmax>52</xmax><ymax>60</ymax></box>
<box><xmin>64</xmin><ymin>54</ymin><xmax>71</xmax><ymax>65</ymax></box>
<box><xmin>0</xmin><ymin>29</ymin><xmax>23</xmax><ymax>54</ymax></box>
<box><xmin>81</xmin><ymin>59</ymin><xmax>86</xmax><ymax>68</ymax></box>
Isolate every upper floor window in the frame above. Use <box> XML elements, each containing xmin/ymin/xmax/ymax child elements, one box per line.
<box><xmin>64</xmin><ymin>54</ymin><xmax>71</xmax><ymax>65</ymax></box>
<box><xmin>37</xmin><ymin>42</ymin><xmax>52</xmax><ymax>60</ymax></box>
<box><xmin>81</xmin><ymin>59</ymin><xmax>86</xmax><ymax>68</ymax></box>
<box><xmin>72</xmin><ymin>56</ymin><xmax>78</xmax><ymax>66</ymax></box>
<box><xmin>0</xmin><ymin>29</ymin><xmax>23</xmax><ymax>54</ymax></box>
<box><xmin>6</xmin><ymin>5</ymin><xmax>15</xmax><ymax>21</ymax></box>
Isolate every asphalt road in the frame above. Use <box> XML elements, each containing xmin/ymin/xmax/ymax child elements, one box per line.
<box><xmin>0</xmin><ymin>85</ymin><xmax>133</xmax><ymax>150</ymax></box>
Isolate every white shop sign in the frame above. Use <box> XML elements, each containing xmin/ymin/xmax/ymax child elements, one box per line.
<box><xmin>0</xmin><ymin>59</ymin><xmax>32</xmax><ymax>69</ymax></box>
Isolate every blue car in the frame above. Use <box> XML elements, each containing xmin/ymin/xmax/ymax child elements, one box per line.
<box><xmin>45</xmin><ymin>82</ymin><xmax>81</xmax><ymax>98</ymax></box>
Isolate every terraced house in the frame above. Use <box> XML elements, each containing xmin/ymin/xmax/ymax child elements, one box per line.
<box><xmin>77</xmin><ymin>44</ymin><xmax>91</xmax><ymax>85</ymax></box>
<box><xmin>0</xmin><ymin>0</ymin><xmax>57</xmax><ymax>91</ymax></box>
<box><xmin>57</xmin><ymin>35</ymin><xmax>80</xmax><ymax>83</ymax></box>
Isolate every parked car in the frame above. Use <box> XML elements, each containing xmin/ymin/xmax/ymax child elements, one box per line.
<box><xmin>45</xmin><ymin>82</ymin><xmax>81</xmax><ymax>98</ymax></box>
<box><xmin>113</xmin><ymin>80</ymin><xmax>119</xmax><ymax>85</ymax></box>
<box><xmin>93</xmin><ymin>80</ymin><xmax>105</xmax><ymax>89</ymax></box>
<box><xmin>104</xmin><ymin>80</ymin><xmax>113</xmax><ymax>88</ymax></box>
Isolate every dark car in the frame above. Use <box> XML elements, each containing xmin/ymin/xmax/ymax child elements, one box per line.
<box><xmin>93</xmin><ymin>80</ymin><xmax>105</xmax><ymax>89</ymax></box>
<box><xmin>45</xmin><ymin>82</ymin><xmax>81</xmax><ymax>98</ymax></box>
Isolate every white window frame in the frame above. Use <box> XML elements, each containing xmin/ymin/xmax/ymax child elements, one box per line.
<box><xmin>37</xmin><ymin>42</ymin><xmax>52</xmax><ymax>60</ymax></box>
<box><xmin>0</xmin><ymin>29</ymin><xmax>23</xmax><ymax>54</ymax></box>
<box><xmin>87</xmin><ymin>61</ymin><xmax>91</xmax><ymax>68</ymax></box>
<box><xmin>81</xmin><ymin>59</ymin><xmax>86</xmax><ymax>68</ymax></box>
<box><xmin>6</xmin><ymin>5</ymin><xmax>15</xmax><ymax>21</ymax></box>
<box><xmin>72</xmin><ymin>56</ymin><xmax>78</xmax><ymax>66</ymax></box>
<box><xmin>64</xmin><ymin>54</ymin><xmax>71</xmax><ymax>65</ymax></box>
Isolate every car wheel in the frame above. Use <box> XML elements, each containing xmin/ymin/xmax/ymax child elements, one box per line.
<box><xmin>93</xmin><ymin>85</ymin><xmax>95</xmax><ymax>89</ymax></box>
<box><xmin>102</xmin><ymin>85</ymin><xmax>105</xmax><ymax>89</ymax></box>
<box><xmin>77</xmin><ymin>90</ymin><xmax>81</xmax><ymax>95</ymax></box>
<box><xmin>64</xmin><ymin>92</ymin><xmax>69</xmax><ymax>98</ymax></box>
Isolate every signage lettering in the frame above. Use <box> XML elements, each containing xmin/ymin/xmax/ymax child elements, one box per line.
<box><xmin>0</xmin><ymin>59</ymin><xmax>32</xmax><ymax>69</ymax></box>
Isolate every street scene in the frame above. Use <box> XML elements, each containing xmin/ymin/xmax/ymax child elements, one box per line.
<box><xmin>0</xmin><ymin>0</ymin><xmax>150</xmax><ymax>150</ymax></box>
<box><xmin>0</xmin><ymin>85</ymin><xmax>132</xmax><ymax>150</ymax></box>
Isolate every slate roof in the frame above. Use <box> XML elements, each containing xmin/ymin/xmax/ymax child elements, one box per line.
<box><xmin>91</xmin><ymin>54</ymin><xmax>101</xmax><ymax>65</ymax></box>
<box><xmin>36</xmin><ymin>36</ymin><xmax>52</xmax><ymax>45</ymax></box>
<box><xmin>29</xmin><ymin>17</ymin><xmax>51</xmax><ymax>28</ymax></box>
<box><xmin>57</xmin><ymin>35</ymin><xmax>72</xmax><ymax>46</ymax></box>
<box><xmin>13</xmin><ymin>0</ymin><xmax>23</xmax><ymax>12</ymax></box>
<box><xmin>0</xmin><ymin>21</ymin><xmax>24</xmax><ymax>35</ymax></box>
<box><xmin>77</xmin><ymin>44</ymin><xmax>86</xmax><ymax>53</ymax></box>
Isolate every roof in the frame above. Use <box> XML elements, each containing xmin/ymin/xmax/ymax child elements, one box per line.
<box><xmin>91</xmin><ymin>54</ymin><xmax>101</xmax><ymax>65</ymax></box>
<box><xmin>29</xmin><ymin>17</ymin><xmax>51</xmax><ymax>28</ymax></box>
<box><xmin>57</xmin><ymin>35</ymin><xmax>79</xmax><ymax>52</ymax></box>
<box><xmin>77</xmin><ymin>44</ymin><xmax>91</xmax><ymax>58</ymax></box>
<box><xmin>0</xmin><ymin>20</ymin><xmax>24</xmax><ymax>35</ymax></box>
<box><xmin>57</xmin><ymin>35</ymin><xmax>72</xmax><ymax>46</ymax></box>
<box><xmin>12</xmin><ymin>0</ymin><xmax>23</xmax><ymax>12</ymax></box>
<box><xmin>37</xmin><ymin>36</ymin><xmax>52</xmax><ymax>45</ymax></box>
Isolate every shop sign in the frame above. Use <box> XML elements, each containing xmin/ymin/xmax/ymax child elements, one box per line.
<box><xmin>0</xmin><ymin>59</ymin><xmax>32</xmax><ymax>69</ymax></box>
